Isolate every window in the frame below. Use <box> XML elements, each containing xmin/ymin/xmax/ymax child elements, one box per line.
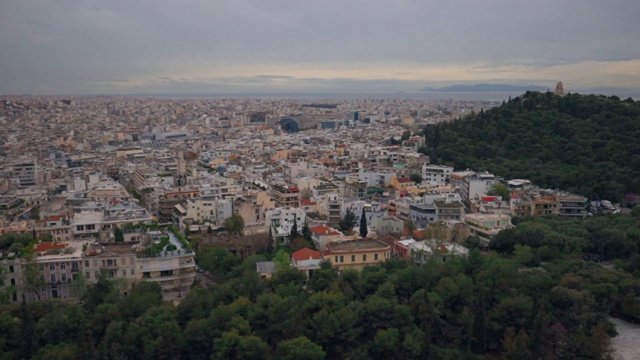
<box><xmin>9</xmin><ymin>265</ymin><xmax>14</xmax><ymax>273</ymax></box>
<box><xmin>49</xmin><ymin>264</ymin><xmax>55</xmax><ymax>270</ymax></box>
<box><xmin>335</xmin><ymin>256</ymin><xmax>338</xmax><ymax>263</ymax></box>
<box><xmin>86</xmin><ymin>224</ymin><xmax>95</xmax><ymax>230</ymax></box>
<box><xmin>160</xmin><ymin>270</ymin><xmax>174</xmax><ymax>277</ymax></box>
<box><xmin>142</xmin><ymin>272</ymin><xmax>150</xmax><ymax>278</ymax></box>
<box><xmin>130</xmin><ymin>269</ymin><xmax>135</xmax><ymax>276</ymax></box>
<box><xmin>362</xmin><ymin>254</ymin><xmax>367</xmax><ymax>261</ymax></box>
<box><xmin>51</xmin><ymin>274</ymin><xmax>56</xmax><ymax>283</ymax></box>
<box><xmin>351</xmin><ymin>255</ymin><xmax>355</xmax><ymax>262</ymax></box>
<box><xmin>339</xmin><ymin>255</ymin><xmax>344</xmax><ymax>263</ymax></box>
<box><xmin>40</xmin><ymin>276</ymin><xmax>45</xmax><ymax>282</ymax></box>
<box><xmin>85</xmin><ymin>272</ymin><xmax>90</xmax><ymax>279</ymax></box>
<box><xmin>122</xmin><ymin>270</ymin><xmax>127</xmax><ymax>277</ymax></box>
<box><xmin>60</xmin><ymin>263</ymin><xmax>66</xmax><ymax>270</ymax></box>
<box><xmin>85</xmin><ymin>260</ymin><xmax>89</xmax><ymax>268</ymax></box>
<box><xmin>94</xmin><ymin>271</ymin><xmax>99</xmax><ymax>279</ymax></box>
<box><xmin>61</xmin><ymin>274</ymin><xmax>67</xmax><ymax>282</ymax></box>
<box><xmin>108</xmin><ymin>270</ymin><xmax>115</xmax><ymax>278</ymax></box>
<box><xmin>10</xmin><ymin>278</ymin><xmax>15</xmax><ymax>286</ymax></box>
<box><xmin>374</xmin><ymin>254</ymin><xmax>379</xmax><ymax>261</ymax></box>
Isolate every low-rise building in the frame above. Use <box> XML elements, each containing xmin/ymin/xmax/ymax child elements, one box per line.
<box><xmin>557</xmin><ymin>194</ymin><xmax>589</xmax><ymax>218</ymax></box>
<box><xmin>138</xmin><ymin>250</ymin><xmax>195</xmax><ymax>299</ymax></box>
<box><xmin>463</xmin><ymin>213</ymin><xmax>513</xmax><ymax>246</ymax></box>
<box><xmin>309</xmin><ymin>224</ymin><xmax>342</xmax><ymax>251</ymax></box>
<box><xmin>322</xmin><ymin>238</ymin><xmax>390</xmax><ymax>271</ymax></box>
<box><xmin>291</xmin><ymin>247</ymin><xmax>323</xmax><ymax>277</ymax></box>
<box><xmin>407</xmin><ymin>239</ymin><xmax>469</xmax><ymax>265</ymax></box>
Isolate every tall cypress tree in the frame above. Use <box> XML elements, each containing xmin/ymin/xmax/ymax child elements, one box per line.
<box><xmin>359</xmin><ymin>208</ymin><xmax>368</xmax><ymax>238</ymax></box>
<box><xmin>302</xmin><ymin>220</ymin><xmax>312</xmax><ymax>242</ymax></box>
<box><xmin>289</xmin><ymin>216</ymin><xmax>300</xmax><ymax>240</ymax></box>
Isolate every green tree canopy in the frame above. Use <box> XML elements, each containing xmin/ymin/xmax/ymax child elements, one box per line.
<box><xmin>223</xmin><ymin>214</ymin><xmax>245</xmax><ymax>236</ymax></box>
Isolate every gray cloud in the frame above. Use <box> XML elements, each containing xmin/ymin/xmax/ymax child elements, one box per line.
<box><xmin>1</xmin><ymin>0</ymin><xmax>639</xmax><ymax>94</ymax></box>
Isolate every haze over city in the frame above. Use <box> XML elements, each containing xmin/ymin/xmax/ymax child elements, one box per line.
<box><xmin>1</xmin><ymin>0</ymin><xmax>639</xmax><ymax>95</ymax></box>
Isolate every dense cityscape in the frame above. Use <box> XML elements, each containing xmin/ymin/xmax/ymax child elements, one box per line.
<box><xmin>0</xmin><ymin>94</ymin><xmax>499</xmax><ymax>301</ymax></box>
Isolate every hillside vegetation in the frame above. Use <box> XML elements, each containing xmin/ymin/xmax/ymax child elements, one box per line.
<box><xmin>422</xmin><ymin>92</ymin><xmax>640</xmax><ymax>201</ymax></box>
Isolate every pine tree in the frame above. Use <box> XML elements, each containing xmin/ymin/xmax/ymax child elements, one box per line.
<box><xmin>339</xmin><ymin>208</ymin><xmax>356</xmax><ymax>232</ymax></box>
<box><xmin>359</xmin><ymin>208</ymin><xmax>368</xmax><ymax>238</ymax></box>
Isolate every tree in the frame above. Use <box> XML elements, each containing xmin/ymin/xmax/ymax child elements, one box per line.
<box><xmin>38</xmin><ymin>232</ymin><xmax>54</xmax><ymax>242</ymax></box>
<box><xmin>405</xmin><ymin>220</ymin><xmax>416</xmax><ymax>235</ymax></box>
<box><xmin>23</xmin><ymin>252</ymin><xmax>45</xmax><ymax>301</ymax></box>
<box><xmin>30</xmin><ymin>206</ymin><xmax>40</xmax><ymax>220</ymax></box>
<box><xmin>289</xmin><ymin>216</ymin><xmax>300</xmax><ymax>241</ymax></box>
<box><xmin>276</xmin><ymin>336</ymin><xmax>326</xmax><ymax>360</ymax></box>
<box><xmin>489</xmin><ymin>183</ymin><xmax>510</xmax><ymax>200</ymax></box>
<box><xmin>289</xmin><ymin>237</ymin><xmax>313</xmax><ymax>253</ymax></box>
<box><xmin>266</xmin><ymin>227</ymin><xmax>275</xmax><ymax>255</ymax></box>
<box><xmin>198</xmin><ymin>246</ymin><xmax>237</xmax><ymax>278</ymax></box>
<box><xmin>359</xmin><ymin>208</ymin><xmax>368</xmax><ymax>238</ymax></box>
<box><xmin>273</xmin><ymin>249</ymin><xmax>291</xmax><ymax>271</ymax></box>
<box><xmin>223</xmin><ymin>214</ymin><xmax>245</xmax><ymax>236</ymax></box>
<box><xmin>302</xmin><ymin>220</ymin><xmax>313</xmax><ymax>243</ymax></box>
<box><xmin>409</xmin><ymin>174</ymin><xmax>423</xmax><ymax>184</ymax></box>
<box><xmin>211</xmin><ymin>329</ymin><xmax>269</xmax><ymax>360</ymax></box>
<box><xmin>401</xmin><ymin>130</ymin><xmax>411</xmax><ymax>141</ymax></box>
<box><xmin>114</xmin><ymin>227</ymin><xmax>125</xmax><ymax>242</ymax></box>
<box><xmin>338</xmin><ymin>208</ymin><xmax>356</xmax><ymax>233</ymax></box>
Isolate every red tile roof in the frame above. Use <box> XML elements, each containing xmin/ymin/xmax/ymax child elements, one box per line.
<box><xmin>309</xmin><ymin>225</ymin><xmax>341</xmax><ymax>236</ymax></box>
<box><xmin>301</xmin><ymin>199</ymin><xmax>316</xmax><ymax>206</ymax></box>
<box><xmin>38</xmin><ymin>215</ymin><xmax>63</xmax><ymax>223</ymax></box>
<box><xmin>481</xmin><ymin>196</ymin><xmax>498</xmax><ymax>202</ymax></box>
<box><xmin>397</xmin><ymin>177</ymin><xmax>413</xmax><ymax>183</ymax></box>
<box><xmin>292</xmin><ymin>248</ymin><xmax>322</xmax><ymax>262</ymax></box>
<box><xmin>34</xmin><ymin>242</ymin><xmax>67</xmax><ymax>252</ymax></box>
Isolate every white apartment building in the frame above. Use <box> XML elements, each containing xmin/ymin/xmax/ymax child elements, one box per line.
<box><xmin>422</xmin><ymin>164</ymin><xmax>454</xmax><ymax>184</ymax></box>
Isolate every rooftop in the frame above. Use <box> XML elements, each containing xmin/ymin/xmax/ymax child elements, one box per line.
<box><xmin>310</xmin><ymin>224</ymin><xmax>341</xmax><ymax>236</ymax></box>
<box><xmin>292</xmin><ymin>247</ymin><xmax>322</xmax><ymax>262</ymax></box>
<box><xmin>326</xmin><ymin>238</ymin><xmax>389</xmax><ymax>253</ymax></box>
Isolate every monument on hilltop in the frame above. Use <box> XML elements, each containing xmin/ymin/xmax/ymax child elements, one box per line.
<box><xmin>555</xmin><ymin>81</ymin><xmax>564</xmax><ymax>96</ymax></box>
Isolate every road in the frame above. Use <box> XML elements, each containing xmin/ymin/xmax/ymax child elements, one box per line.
<box><xmin>610</xmin><ymin>317</ymin><xmax>640</xmax><ymax>360</ymax></box>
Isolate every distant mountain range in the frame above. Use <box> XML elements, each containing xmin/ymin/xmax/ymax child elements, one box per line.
<box><xmin>421</xmin><ymin>83</ymin><xmax>548</xmax><ymax>92</ymax></box>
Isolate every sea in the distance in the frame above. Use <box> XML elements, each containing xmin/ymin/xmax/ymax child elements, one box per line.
<box><xmin>120</xmin><ymin>91</ymin><xmax>639</xmax><ymax>102</ymax></box>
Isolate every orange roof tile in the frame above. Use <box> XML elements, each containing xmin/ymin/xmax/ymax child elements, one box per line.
<box><xmin>292</xmin><ymin>248</ymin><xmax>322</xmax><ymax>262</ymax></box>
<box><xmin>309</xmin><ymin>225</ymin><xmax>341</xmax><ymax>236</ymax></box>
<box><xmin>301</xmin><ymin>199</ymin><xmax>316</xmax><ymax>206</ymax></box>
<box><xmin>34</xmin><ymin>242</ymin><xmax>67</xmax><ymax>252</ymax></box>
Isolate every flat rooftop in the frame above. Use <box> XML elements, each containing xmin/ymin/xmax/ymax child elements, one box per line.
<box><xmin>327</xmin><ymin>239</ymin><xmax>389</xmax><ymax>252</ymax></box>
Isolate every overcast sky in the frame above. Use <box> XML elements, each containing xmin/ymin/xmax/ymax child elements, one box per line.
<box><xmin>1</xmin><ymin>0</ymin><xmax>639</xmax><ymax>95</ymax></box>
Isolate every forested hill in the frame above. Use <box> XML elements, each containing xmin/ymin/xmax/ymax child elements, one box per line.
<box><xmin>421</xmin><ymin>91</ymin><xmax>640</xmax><ymax>201</ymax></box>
